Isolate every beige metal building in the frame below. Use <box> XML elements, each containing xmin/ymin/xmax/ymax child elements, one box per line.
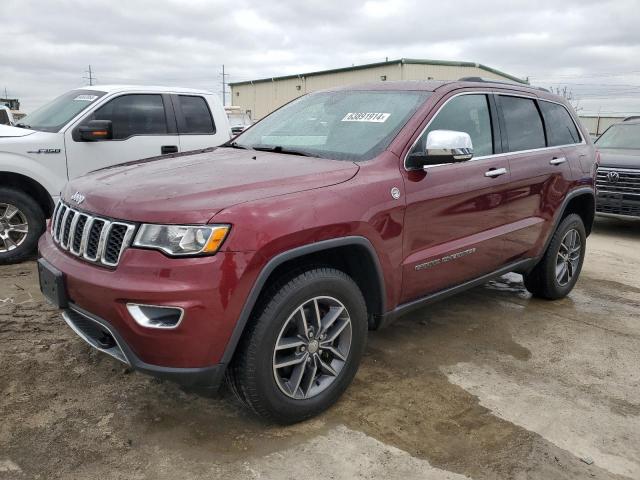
<box><xmin>229</xmin><ymin>58</ymin><xmax>526</xmax><ymax>120</ymax></box>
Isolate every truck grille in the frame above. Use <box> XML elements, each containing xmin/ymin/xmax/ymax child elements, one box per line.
<box><xmin>596</xmin><ymin>167</ymin><xmax>640</xmax><ymax>217</ymax></box>
<box><xmin>51</xmin><ymin>201</ymin><xmax>136</xmax><ymax>267</ymax></box>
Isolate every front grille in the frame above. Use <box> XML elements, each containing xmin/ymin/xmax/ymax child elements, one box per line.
<box><xmin>596</xmin><ymin>167</ymin><xmax>640</xmax><ymax>196</ymax></box>
<box><xmin>51</xmin><ymin>201</ymin><xmax>136</xmax><ymax>267</ymax></box>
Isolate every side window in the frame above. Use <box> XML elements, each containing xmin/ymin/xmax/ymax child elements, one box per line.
<box><xmin>92</xmin><ymin>94</ymin><xmax>168</xmax><ymax>139</ymax></box>
<box><xmin>539</xmin><ymin>101</ymin><xmax>581</xmax><ymax>146</ymax></box>
<box><xmin>176</xmin><ymin>96</ymin><xmax>215</xmax><ymax>134</ymax></box>
<box><xmin>0</xmin><ymin>110</ymin><xmax>9</xmax><ymax>125</ymax></box>
<box><xmin>499</xmin><ymin>96</ymin><xmax>546</xmax><ymax>152</ymax></box>
<box><xmin>415</xmin><ymin>94</ymin><xmax>493</xmax><ymax>157</ymax></box>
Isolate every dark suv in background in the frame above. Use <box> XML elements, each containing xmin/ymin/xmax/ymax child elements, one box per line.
<box><xmin>38</xmin><ymin>79</ymin><xmax>597</xmax><ymax>423</ymax></box>
<box><xmin>594</xmin><ymin>118</ymin><xmax>640</xmax><ymax>218</ymax></box>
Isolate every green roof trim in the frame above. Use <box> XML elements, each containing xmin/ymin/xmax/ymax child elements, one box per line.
<box><xmin>228</xmin><ymin>58</ymin><xmax>528</xmax><ymax>86</ymax></box>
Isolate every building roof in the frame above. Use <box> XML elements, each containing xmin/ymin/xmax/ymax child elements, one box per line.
<box><xmin>77</xmin><ymin>85</ymin><xmax>214</xmax><ymax>95</ymax></box>
<box><xmin>229</xmin><ymin>58</ymin><xmax>527</xmax><ymax>87</ymax></box>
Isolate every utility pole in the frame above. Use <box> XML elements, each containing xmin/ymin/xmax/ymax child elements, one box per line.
<box><xmin>220</xmin><ymin>64</ymin><xmax>230</xmax><ymax>106</ymax></box>
<box><xmin>84</xmin><ymin>65</ymin><xmax>95</xmax><ymax>86</ymax></box>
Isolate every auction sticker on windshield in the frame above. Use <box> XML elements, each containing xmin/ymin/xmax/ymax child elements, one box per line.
<box><xmin>342</xmin><ymin>112</ymin><xmax>390</xmax><ymax>122</ymax></box>
<box><xmin>74</xmin><ymin>95</ymin><xmax>99</xmax><ymax>102</ymax></box>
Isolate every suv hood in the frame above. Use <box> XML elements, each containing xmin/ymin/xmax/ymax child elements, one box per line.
<box><xmin>597</xmin><ymin>148</ymin><xmax>640</xmax><ymax>169</ymax></box>
<box><xmin>63</xmin><ymin>148</ymin><xmax>360</xmax><ymax>224</ymax></box>
<box><xmin>0</xmin><ymin>124</ymin><xmax>37</xmax><ymax>138</ymax></box>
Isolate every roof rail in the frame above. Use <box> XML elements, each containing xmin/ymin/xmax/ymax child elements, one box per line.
<box><xmin>457</xmin><ymin>76</ymin><xmax>550</xmax><ymax>93</ymax></box>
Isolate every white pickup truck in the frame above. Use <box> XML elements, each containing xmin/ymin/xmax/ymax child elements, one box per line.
<box><xmin>0</xmin><ymin>85</ymin><xmax>230</xmax><ymax>263</ymax></box>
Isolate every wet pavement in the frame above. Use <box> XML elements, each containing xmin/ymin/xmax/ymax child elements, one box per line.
<box><xmin>0</xmin><ymin>216</ymin><xmax>639</xmax><ymax>479</ymax></box>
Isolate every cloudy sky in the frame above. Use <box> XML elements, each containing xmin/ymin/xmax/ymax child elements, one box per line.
<box><xmin>2</xmin><ymin>0</ymin><xmax>640</xmax><ymax>115</ymax></box>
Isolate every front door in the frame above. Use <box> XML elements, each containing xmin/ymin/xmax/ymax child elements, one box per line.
<box><xmin>400</xmin><ymin>93</ymin><xmax>512</xmax><ymax>303</ymax></box>
<box><xmin>64</xmin><ymin>93</ymin><xmax>180</xmax><ymax>179</ymax></box>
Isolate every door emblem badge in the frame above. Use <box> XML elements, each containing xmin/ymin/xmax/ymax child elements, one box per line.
<box><xmin>607</xmin><ymin>171</ymin><xmax>620</xmax><ymax>183</ymax></box>
<box><xmin>390</xmin><ymin>187</ymin><xmax>401</xmax><ymax>200</ymax></box>
<box><xmin>70</xmin><ymin>192</ymin><xmax>85</xmax><ymax>204</ymax></box>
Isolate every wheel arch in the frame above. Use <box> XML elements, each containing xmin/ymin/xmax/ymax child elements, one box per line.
<box><xmin>559</xmin><ymin>188</ymin><xmax>596</xmax><ymax>236</ymax></box>
<box><xmin>220</xmin><ymin>236</ymin><xmax>386</xmax><ymax>366</ymax></box>
<box><xmin>0</xmin><ymin>171</ymin><xmax>55</xmax><ymax>218</ymax></box>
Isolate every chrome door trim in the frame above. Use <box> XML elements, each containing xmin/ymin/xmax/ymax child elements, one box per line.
<box><xmin>403</xmin><ymin>90</ymin><xmax>586</xmax><ymax>172</ymax></box>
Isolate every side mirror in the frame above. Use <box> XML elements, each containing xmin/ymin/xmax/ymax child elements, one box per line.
<box><xmin>406</xmin><ymin>130</ymin><xmax>474</xmax><ymax>170</ymax></box>
<box><xmin>79</xmin><ymin>120</ymin><xmax>113</xmax><ymax>141</ymax></box>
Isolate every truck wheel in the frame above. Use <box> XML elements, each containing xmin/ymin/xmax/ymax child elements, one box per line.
<box><xmin>0</xmin><ymin>187</ymin><xmax>45</xmax><ymax>265</ymax></box>
<box><xmin>524</xmin><ymin>213</ymin><xmax>586</xmax><ymax>299</ymax></box>
<box><xmin>228</xmin><ymin>267</ymin><xmax>367</xmax><ymax>424</ymax></box>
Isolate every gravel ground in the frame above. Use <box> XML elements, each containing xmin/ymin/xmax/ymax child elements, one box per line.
<box><xmin>0</xmin><ymin>216</ymin><xmax>638</xmax><ymax>479</ymax></box>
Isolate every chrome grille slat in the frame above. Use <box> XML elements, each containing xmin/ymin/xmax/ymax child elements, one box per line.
<box><xmin>51</xmin><ymin>201</ymin><xmax>135</xmax><ymax>267</ymax></box>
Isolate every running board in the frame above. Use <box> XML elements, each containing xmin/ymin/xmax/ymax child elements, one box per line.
<box><xmin>377</xmin><ymin>258</ymin><xmax>537</xmax><ymax>328</ymax></box>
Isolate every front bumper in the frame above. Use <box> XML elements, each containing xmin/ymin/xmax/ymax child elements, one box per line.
<box><xmin>596</xmin><ymin>192</ymin><xmax>640</xmax><ymax>218</ymax></box>
<box><xmin>38</xmin><ymin>231</ymin><xmax>257</xmax><ymax>372</ymax></box>
<box><xmin>62</xmin><ymin>303</ymin><xmax>225</xmax><ymax>389</ymax></box>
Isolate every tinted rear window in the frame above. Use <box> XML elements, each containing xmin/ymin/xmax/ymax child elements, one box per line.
<box><xmin>0</xmin><ymin>110</ymin><xmax>9</xmax><ymax>125</ymax></box>
<box><xmin>177</xmin><ymin>96</ymin><xmax>215</xmax><ymax>134</ymax></box>
<box><xmin>539</xmin><ymin>101</ymin><xmax>581</xmax><ymax>146</ymax></box>
<box><xmin>499</xmin><ymin>96</ymin><xmax>546</xmax><ymax>152</ymax></box>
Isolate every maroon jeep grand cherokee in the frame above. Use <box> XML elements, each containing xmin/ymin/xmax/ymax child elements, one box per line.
<box><xmin>38</xmin><ymin>80</ymin><xmax>597</xmax><ymax>423</ymax></box>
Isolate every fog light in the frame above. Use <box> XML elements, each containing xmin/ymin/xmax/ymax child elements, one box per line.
<box><xmin>126</xmin><ymin>304</ymin><xmax>184</xmax><ymax>329</ymax></box>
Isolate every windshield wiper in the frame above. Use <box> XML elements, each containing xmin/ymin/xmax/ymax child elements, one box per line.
<box><xmin>226</xmin><ymin>141</ymin><xmax>249</xmax><ymax>150</ymax></box>
<box><xmin>252</xmin><ymin>145</ymin><xmax>311</xmax><ymax>157</ymax></box>
<box><xmin>15</xmin><ymin>123</ymin><xmax>31</xmax><ymax>129</ymax></box>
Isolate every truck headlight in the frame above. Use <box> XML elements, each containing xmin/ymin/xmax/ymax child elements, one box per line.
<box><xmin>133</xmin><ymin>224</ymin><xmax>230</xmax><ymax>256</ymax></box>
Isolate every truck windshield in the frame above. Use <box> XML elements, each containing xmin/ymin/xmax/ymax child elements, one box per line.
<box><xmin>596</xmin><ymin>123</ymin><xmax>640</xmax><ymax>149</ymax></box>
<box><xmin>232</xmin><ymin>90</ymin><xmax>431</xmax><ymax>161</ymax></box>
<box><xmin>18</xmin><ymin>89</ymin><xmax>106</xmax><ymax>133</ymax></box>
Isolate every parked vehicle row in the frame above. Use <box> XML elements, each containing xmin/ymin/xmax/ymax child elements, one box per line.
<box><xmin>0</xmin><ymin>86</ymin><xmax>230</xmax><ymax>263</ymax></box>
<box><xmin>36</xmin><ymin>79</ymin><xmax>597</xmax><ymax>423</ymax></box>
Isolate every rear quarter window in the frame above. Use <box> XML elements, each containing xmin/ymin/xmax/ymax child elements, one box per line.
<box><xmin>176</xmin><ymin>95</ymin><xmax>215</xmax><ymax>134</ymax></box>
<box><xmin>499</xmin><ymin>96</ymin><xmax>546</xmax><ymax>152</ymax></box>
<box><xmin>539</xmin><ymin>101</ymin><xmax>581</xmax><ymax>146</ymax></box>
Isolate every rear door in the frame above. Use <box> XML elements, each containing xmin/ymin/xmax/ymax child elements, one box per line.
<box><xmin>400</xmin><ymin>92</ymin><xmax>513</xmax><ymax>302</ymax></box>
<box><xmin>65</xmin><ymin>93</ymin><xmax>180</xmax><ymax>178</ymax></box>
<box><xmin>173</xmin><ymin>94</ymin><xmax>228</xmax><ymax>151</ymax></box>
<box><xmin>497</xmin><ymin>94</ymin><xmax>574</xmax><ymax>262</ymax></box>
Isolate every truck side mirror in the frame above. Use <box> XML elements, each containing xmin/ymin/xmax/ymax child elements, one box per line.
<box><xmin>79</xmin><ymin>120</ymin><xmax>113</xmax><ymax>141</ymax></box>
<box><xmin>406</xmin><ymin>130</ymin><xmax>474</xmax><ymax>170</ymax></box>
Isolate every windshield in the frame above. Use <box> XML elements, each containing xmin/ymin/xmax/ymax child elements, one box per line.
<box><xmin>595</xmin><ymin>123</ymin><xmax>640</xmax><ymax>149</ymax></box>
<box><xmin>19</xmin><ymin>89</ymin><xmax>106</xmax><ymax>133</ymax></box>
<box><xmin>232</xmin><ymin>90</ymin><xmax>431</xmax><ymax>161</ymax></box>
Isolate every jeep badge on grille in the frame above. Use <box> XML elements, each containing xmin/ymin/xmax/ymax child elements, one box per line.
<box><xmin>70</xmin><ymin>192</ymin><xmax>85</xmax><ymax>204</ymax></box>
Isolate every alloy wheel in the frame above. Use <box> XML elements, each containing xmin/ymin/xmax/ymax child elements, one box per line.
<box><xmin>272</xmin><ymin>296</ymin><xmax>352</xmax><ymax>400</ymax></box>
<box><xmin>556</xmin><ymin>228</ymin><xmax>581</xmax><ymax>287</ymax></box>
<box><xmin>0</xmin><ymin>203</ymin><xmax>29</xmax><ymax>253</ymax></box>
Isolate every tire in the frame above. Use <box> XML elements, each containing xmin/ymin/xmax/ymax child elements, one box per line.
<box><xmin>524</xmin><ymin>213</ymin><xmax>586</xmax><ymax>299</ymax></box>
<box><xmin>0</xmin><ymin>187</ymin><xmax>45</xmax><ymax>265</ymax></box>
<box><xmin>228</xmin><ymin>267</ymin><xmax>368</xmax><ymax>424</ymax></box>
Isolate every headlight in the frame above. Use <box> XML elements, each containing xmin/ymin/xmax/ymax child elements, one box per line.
<box><xmin>133</xmin><ymin>224</ymin><xmax>230</xmax><ymax>256</ymax></box>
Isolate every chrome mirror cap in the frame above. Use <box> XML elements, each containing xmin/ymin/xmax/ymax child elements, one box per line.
<box><xmin>426</xmin><ymin>130</ymin><xmax>474</xmax><ymax>162</ymax></box>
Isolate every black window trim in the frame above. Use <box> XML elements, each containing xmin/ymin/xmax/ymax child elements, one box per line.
<box><xmin>403</xmin><ymin>90</ymin><xmax>586</xmax><ymax>171</ymax></box>
<box><xmin>72</xmin><ymin>93</ymin><xmax>176</xmax><ymax>142</ymax></box>
<box><xmin>537</xmin><ymin>98</ymin><xmax>583</xmax><ymax>147</ymax></box>
<box><xmin>171</xmin><ymin>94</ymin><xmax>217</xmax><ymax>136</ymax></box>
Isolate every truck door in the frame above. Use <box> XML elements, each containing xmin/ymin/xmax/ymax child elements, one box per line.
<box><xmin>64</xmin><ymin>93</ymin><xmax>180</xmax><ymax>179</ymax></box>
<box><xmin>172</xmin><ymin>94</ymin><xmax>229</xmax><ymax>151</ymax></box>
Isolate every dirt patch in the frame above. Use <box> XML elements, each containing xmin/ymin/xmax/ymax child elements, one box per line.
<box><xmin>1</xmin><ymin>218</ymin><xmax>639</xmax><ymax>479</ymax></box>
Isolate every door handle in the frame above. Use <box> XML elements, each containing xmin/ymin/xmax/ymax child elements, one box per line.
<box><xmin>484</xmin><ymin>167</ymin><xmax>508</xmax><ymax>178</ymax></box>
<box><xmin>161</xmin><ymin>145</ymin><xmax>179</xmax><ymax>154</ymax></box>
<box><xmin>550</xmin><ymin>157</ymin><xmax>567</xmax><ymax>165</ymax></box>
